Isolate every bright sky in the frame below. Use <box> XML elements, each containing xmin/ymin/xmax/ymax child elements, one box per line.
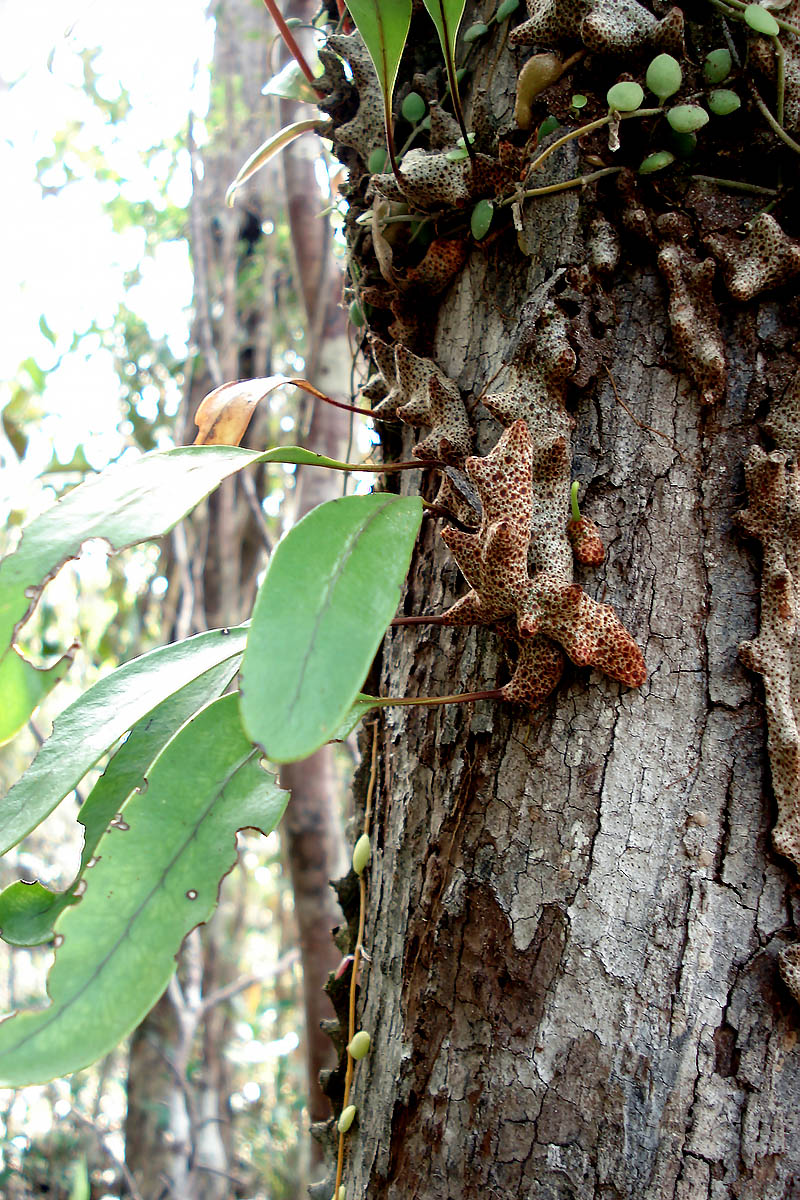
<box><xmin>0</xmin><ymin>0</ymin><xmax>214</xmax><ymax>488</ymax></box>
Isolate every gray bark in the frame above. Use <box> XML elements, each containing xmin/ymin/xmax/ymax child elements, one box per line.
<box><xmin>329</xmin><ymin>26</ymin><xmax>800</xmax><ymax>1200</ymax></box>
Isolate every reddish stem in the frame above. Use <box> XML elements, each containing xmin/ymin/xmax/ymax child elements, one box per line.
<box><xmin>262</xmin><ymin>0</ymin><xmax>325</xmax><ymax>96</ymax></box>
<box><xmin>392</xmin><ymin>614</ymin><xmax>461</xmax><ymax>626</ymax></box>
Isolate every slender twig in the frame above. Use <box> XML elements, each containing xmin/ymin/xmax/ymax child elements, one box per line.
<box><xmin>689</xmin><ymin>175</ymin><xmax>779</xmax><ymax>196</ymax></box>
<box><xmin>502</xmin><ymin>166</ymin><xmax>621</xmax><ymax>204</ymax></box>
<box><xmin>369</xmin><ymin>688</ymin><xmax>504</xmax><ymax>707</ymax></box>
<box><xmin>750</xmin><ymin>83</ymin><xmax>800</xmax><ymax>155</ymax></box>
<box><xmin>334</xmin><ymin>726</ymin><xmax>380</xmax><ymax>1200</ymax></box>
<box><xmin>67</xmin><ymin>1107</ymin><xmax>144</xmax><ymax>1200</ymax></box>
<box><xmin>774</xmin><ymin>35</ymin><xmax>786</xmax><ymax>128</ymax></box>
<box><xmin>261</xmin><ymin>0</ymin><xmax>324</xmax><ymax>94</ymax></box>
<box><xmin>521</xmin><ymin>107</ymin><xmax>662</xmax><ymax>185</ymax></box>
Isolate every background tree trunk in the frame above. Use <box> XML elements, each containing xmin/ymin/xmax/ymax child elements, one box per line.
<box><xmin>317</xmin><ymin>5</ymin><xmax>800</xmax><ymax>1198</ymax></box>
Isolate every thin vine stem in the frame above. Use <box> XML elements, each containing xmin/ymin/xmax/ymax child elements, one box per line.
<box><xmin>502</xmin><ymin>165</ymin><xmax>621</xmax><ymax>205</ymax></box>
<box><xmin>689</xmin><ymin>175</ymin><xmax>779</xmax><ymax>196</ymax></box>
<box><xmin>333</xmin><ymin>726</ymin><xmax>379</xmax><ymax>1200</ymax></box>
<box><xmin>520</xmin><ymin>106</ymin><xmax>663</xmax><ymax>186</ymax></box>
<box><xmin>750</xmin><ymin>84</ymin><xmax>800</xmax><ymax>155</ymax></box>
<box><xmin>261</xmin><ymin>0</ymin><xmax>324</xmax><ymax>94</ymax></box>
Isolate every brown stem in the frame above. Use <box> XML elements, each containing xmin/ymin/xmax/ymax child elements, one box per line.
<box><xmin>371</xmin><ymin>689</ymin><xmax>504</xmax><ymax>707</ymax></box>
<box><xmin>262</xmin><ymin>0</ymin><xmax>325</xmax><ymax>94</ymax></box>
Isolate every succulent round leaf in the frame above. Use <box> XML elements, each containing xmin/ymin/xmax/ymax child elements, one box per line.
<box><xmin>645</xmin><ymin>53</ymin><xmax>682</xmax><ymax>102</ymax></box>
<box><xmin>667</xmin><ymin>104</ymin><xmax>709</xmax><ymax>133</ymax></box>
<box><xmin>704</xmin><ymin>48</ymin><xmax>732</xmax><ymax>84</ymax></box>
<box><xmin>708</xmin><ymin>89</ymin><xmax>741</xmax><ymax>115</ymax></box>
<box><xmin>607</xmin><ymin>81</ymin><xmax>644</xmax><ymax>112</ymax></box>
<box><xmin>744</xmin><ymin>3</ymin><xmax>780</xmax><ymax>35</ymax></box>
<box><xmin>639</xmin><ymin>150</ymin><xmax>676</xmax><ymax>174</ymax></box>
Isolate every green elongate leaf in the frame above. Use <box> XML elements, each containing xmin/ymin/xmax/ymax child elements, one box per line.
<box><xmin>345</xmin><ymin>0</ymin><xmax>412</xmax><ymax>176</ymax></box>
<box><xmin>0</xmin><ymin>656</ymin><xmax>240</xmax><ymax>946</ymax></box>
<box><xmin>421</xmin><ymin>0</ymin><xmax>472</xmax><ymax>153</ymax></box>
<box><xmin>0</xmin><ymin>626</ymin><xmax>248</xmax><ymax>856</ymax></box>
<box><xmin>0</xmin><ymin>694</ymin><xmax>288</xmax><ymax>1086</ymax></box>
<box><xmin>0</xmin><ymin>443</ymin><xmax>263</xmax><ymax>742</ymax></box>
<box><xmin>241</xmin><ymin>493</ymin><xmax>422</xmax><ymax>763</ymax></box>
<box><xmin>225</xmin><ymin>118</ymin><xmax>320</xmax><ymax>207</ymax></box>
<box><xmin>0</xmin><ymin>644</ymin><xmax>76</xmax><ymax>748</ymax></box>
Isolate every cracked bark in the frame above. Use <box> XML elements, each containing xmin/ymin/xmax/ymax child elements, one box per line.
<box><xmin>339</xmin><ymin>166</ymin><xmax>800</xmax><ymax>1200</ymax></box>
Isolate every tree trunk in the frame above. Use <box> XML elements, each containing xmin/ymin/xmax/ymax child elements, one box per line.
<box><xmin>314</xmin><ymin>4</ymin><xmax>800</xmax><ymax>1197</ymax></box>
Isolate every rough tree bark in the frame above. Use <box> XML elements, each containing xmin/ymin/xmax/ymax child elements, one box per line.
<box><xmin>309</xmin><ymin>3</ymin><xmax>800</xmax><ymax>1198</ymax></box>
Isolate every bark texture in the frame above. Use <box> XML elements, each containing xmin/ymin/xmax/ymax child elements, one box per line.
<box><xmin>318</xmin><ymin>8</ymin><xmax>800</xmax><ymax>1199</ymax></box>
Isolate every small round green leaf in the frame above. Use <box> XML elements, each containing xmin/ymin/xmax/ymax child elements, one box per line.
<box><xmin>645</xmin><ymin>53</ymin><xmax>682</xmax><ymax>102</ymax></box>
<box><xmin>708</xmin><ymin>88</ymin><xmax>741</xmax><ymax>115</ymax></box>
<box><xmin>402</xmin><ymin>91</ymin><xmax>426</xmax><ymax>122</ymax></box>
<box><xmin>471</xmin><ymin>199</ymin><xmax>494</xmax><ymax>240</ymax></box>
<box><xmin>464</xmin><ymin>22</ymin><xmax>488</xmax><ymax>41</ymax></box>
<box><xmin>446</xmin><ymin>146</ymin><xmax>470</xmax><ymax>160</ymax></box>
<box><xmin>338</xmin><ymin>1105</ymin><xmax>357</xmax><ymax>1134</ymax></box>
<box><xmin>348</xmin><ymin>1030</ymin><xmax>371</xmax><ymax>1059</ymax></box>
<box><xmin>367</xmin><ymin>147</ymin><xmax>388</xmax><ymax>173</ymax></box>
<box><xmin>704</xmin><ymin>48</ymin><xmax>732</xmax><ymax>84</ymax></box>
<box><xmin>495</xmin><ymin>0</ymin><xmax>520</xmax><ymax>19</ymax></box>
<box><xmin>353</xmin><ymin>833</ymin><xmax>371</xmax><ymax>876</ymax></box>
<box><xmin>571</xmin><ymin>93</ymin><xmax>588</xmax><ymax>109</ymax></box>
<box><xmin>348</xmin><ymin>301</ymin><xmax>365</xmax><ymax>327</ymax></box>
<box><xmin>744</xmin><ymin>3</ymin><xmax>780</xmax><ymax>35</ymax></box>
<box><xmin>607</xmin><ymin>81</ymin><xmax>644</xmax><ymax>112</ymax></box>
<box><xmin>667</xmin><ymin>104</ymin><xmax>709</xmax><ymax>133</ymax></box>
<box><xmin>639</xmin><ymin>150</ymin><xmax>676</xmax><ymax>174</ymax></box>
<box><xmin>538</xmin><ymin>115</ymin><xmax>560</xmax><ymax>138</ymax></box>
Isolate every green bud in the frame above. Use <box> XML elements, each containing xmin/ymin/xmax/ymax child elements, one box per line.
<box><xmin>470</xmin><ymin>199</ymin><xmax>494</xmax><ymax>240</ymax></box>
<box><xmin>352</xmin><ymin>833</ymin><xmax>371</xmax><ymax>876</ymax></box>
<box><xmin>744</xmin><ymin>3</ymin><xmax>780</xmax><ymax>35</ymax></box>
<box><xmin>495</xmin><ymin>0</ymin><xmax>520</xmax><ymax>19</ymax></box>
<box><xmin>338</xmin><ymin>1105</ymin><xmax>357</xmax><ymax>1133</ymax></box>
<box><xmin>402</xmin><ymin>91</ymin><xmax>426</xmax><ymax>123</ymax></box>
<box><xmin>666</xmin><ymin>104</ymin><xmax>709</xmax><ymax>133</ymax></box>
<box><xmin>645</xmin><ymin>53</ymin><xmax>682</xmax><ymax>102</ymax></box>
<box><xmin>464</xmin><ymin>22</ymin><xmax>488</xmax><ymax>42</ymax></box>
<box><xmin>348</xmin><ymin>1030</ymin><xmax>371</xmax><ymax>1059</ymax></box>
<box><xmin>703</xmin><ymin>48</ymin><xmax>732</xmax><ymax>84</ymax></box>
<box><xmin>367</xmin><ymin>147</ymin><xmax>387</xmax><ymax>174</ymax></box>
<box><xmin>708</xmin><ymin>89</ymin><xmax>741</xmax><ymax>116</ymax></box>
<box><xmin>639</xmin><ymin>150</ymin><xmax>675</xmax><ymax>174</ymax></box>
<box><xmin>606</xmin><ymin>81</ymin><xmax>644</xmax><ymax>112</ymax></box>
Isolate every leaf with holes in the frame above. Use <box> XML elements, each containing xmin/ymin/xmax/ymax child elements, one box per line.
<box><xmin>240</xmin><ymin>492</ymin><xmax>422</xmax><ymax>763</ymax></box>
<box><xmin>0</xmin><ymin>444</ymin><xmax>262</xmax><ymax>743</ymax></box>
<box><xmin>0</xmin><ymin>695</ymin><xmax>288</xmax><ymax>1086</ymax></box>
<box><xmin>0</xmin><ymin>655</ymin><xmax>240</xmax><ymax>946</ymax></box>
<box><xmin>0</xmin><ymin>626</ymin><xmax>247</xmax><ymax>856</ymax></box>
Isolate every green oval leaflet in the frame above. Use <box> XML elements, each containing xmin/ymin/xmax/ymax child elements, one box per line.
<box><xmin>704</xmin><ymin>48</ymin><xmax>732</xmax><ymax>84</ymax></box>
<box><xmin>471</xmin><ymin>199</ymin><xmax>494</xmax><ymax>240</ymax></box>
<box><xmin>667</xmin><ymin>104</ymin><xmax>709</xmax><ymax>133</ymax></box>
<box><xmin>571</xmin><ymin>94</ymin><xmax>588</xmax><ymax>109</ymax></box>
<box><xmin>606</xmin><ymin>81</ymin><xmax>644</xmax><ymax>112</ymax></box>
<box><xmin>401</xmin><ymin>91</ymin><xmax>426</xmax><ymax>122</ymax></box>
<box><xmin>348</xmin><ymin>300</ymin><xmax>365</xmax><ymax>327</ymax></box>
<box><xmin>708</xmin><ymin>89</ymin><xmax>741</xmax><ymax>116</ymax></box>
<box><xmin>463</xmin><ymin>22</ymin><xmax>488</xmax><ymax>41</ymax></box>
<box><xmin>639</xmin><ymin>150</ymin><xmax>675</xmax><ymax>174</ymax></box>
<box><xmin>645</xmin><ymin>53</ymin><xmax>682</xmax><ymax>102</ymax></box>
<box><xmin>495</xmin><ymin>0</ymin><xmax>520</xmax><ymax>18</ymax></box>
<box><xmin>744</xmin><ymin>3</ymin><xmax>780</xmax><ymax>35</ymax></box>
<box><xmin>367</xmin><ymin>146</ymin><xmax>388</xmax><ymax>173</ymax></box>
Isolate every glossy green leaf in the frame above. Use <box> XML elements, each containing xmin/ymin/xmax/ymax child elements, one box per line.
<box><xmin>0</xmin><ymin>646</ymin><xmax>76</xmax><ymax>746</ymax></box>
<box><xmin>345</xmin><ymin>0</ymin><xmax>412</xmax><ymax>145</ymax></box>
<box><xmin>607</xmin><ymin>81</ymin><xmax>644</xmax><ymax>112</ymax></box>
<box><xmin>704</xmin><ymin>48</ymin><xmax>732</xmax><ymax>85</ymax></box>
<box><xmin>0</xmin><ymin>655</ymin><xmax>240</xmax><ymax>946</ymax></box>
<box><xmin>422</xmin><ymin>1</ymin><xmax>472</xmax><ymax>147</ymax></box>
<box><xmin>0</xmin><ymin>444</ymin><xmax>262</xmax><ymax>741</ymax></box>
<box><xmin>225</xmin><ymin>118</ymin><xmax>320</xmax><ymax>207</ymax></box>
<box><xmin>0</xmin><ymin>627</ymin><xmax>247</xmax><ymax>856</ymax></box>
<box><xmin>241</xmin><ymin>493</ymin><xmax>422</xmax><ymax>763</ymax></box>
<box><xmin>708</xmin><ymin>88</ymin><xmax>741</xmax><ymax>115</ymax></box>
<box><xmin>0</xmin><ymin>695</ymin><xmax>288</xmax><ymax>1086</ymax></box>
